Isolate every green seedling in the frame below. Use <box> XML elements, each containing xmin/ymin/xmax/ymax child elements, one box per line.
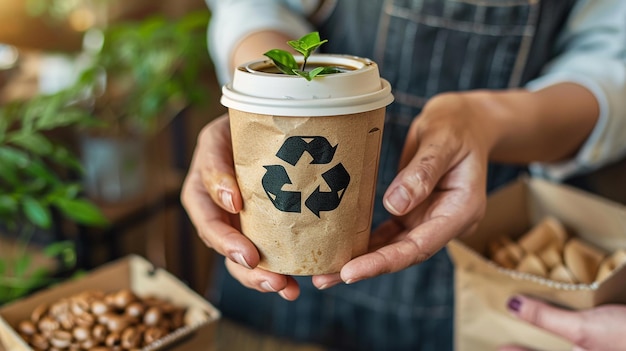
<box><xmin>264</xmin><ymin>31</ymin><xmax>341</xmax><ymax>81</ymax></box>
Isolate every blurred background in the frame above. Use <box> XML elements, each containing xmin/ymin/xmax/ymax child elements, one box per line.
<box><xmin>0</xmin><ymin>0</ymin><xmax>226</xmax><ymax>305</ymax></box>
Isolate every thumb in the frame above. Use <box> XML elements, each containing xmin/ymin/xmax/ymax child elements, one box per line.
<box><xmin>384</xmin><ymin>141</ymin><xmax>455</xmax><ymax>216</ymax></box>
<box><xmin>192</xmin><ymin>115</ymin><xmax>243</xmax><ymax>214</ymax></box>
<box><xmin>506</xmin><ymin>295</ymin><xmax>584</xmax><ymax>344</ymax></box>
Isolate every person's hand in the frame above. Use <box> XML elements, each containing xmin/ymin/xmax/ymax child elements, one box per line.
<box><xmin>181</xmin><ymin>114</ymin><xmax>301</xmax><ymax>300</ymax></box>
<box><xmin>313</xmin><ymin>92</ymin><xmax>497</xmax><ymax>289</ymax></box>
<box><xmin>499</xmin><ymin>295</ymin><xmax>626</xmax><ymax>351</ymax></box>
<box><xmin>183</xmin><ymin>91</ymin><xmax>495</xmax><ymax>297</ymax></box>
<box><xmin>183</xmin><ymin>87</ymin><xmax>593</xmax><ymax>296</ymax></box>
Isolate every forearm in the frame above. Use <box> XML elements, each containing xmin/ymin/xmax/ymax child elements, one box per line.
<box><xmin>473</xmin><ymin>83</ymin><xmax>599</xmax><ymax>164</ymax></box>
<box><xmin>231</xmin><ymin>30</ymin><xmax>294</xmax><ymax>70</ymax></box>
<box><xmin>208</xmin><ymin>0</ymin><xmax>312</xmax><ymax>85</ymax></box>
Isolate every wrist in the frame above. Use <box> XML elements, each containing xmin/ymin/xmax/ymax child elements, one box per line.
<box><xmin>424</xmin><ymin>90</ymin><xmax>523</xmax><ymax>160</ymax></box>
<box><xmin>463</xmin><ymin>83</ymin><xmax>597</xmax><ymax>164</ymax></box>
<box><xmin>461</xmin><ymin>89</ymin><xmax>537</xmax><ymax>160</ymax></box>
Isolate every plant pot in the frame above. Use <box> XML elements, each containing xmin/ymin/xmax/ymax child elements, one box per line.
<box><xmin>222</xmin><ymin>54</ymin><xmax>394</xmax><ymax>275</ymax></box>
<box><xmin>80</xmin><ymin>134</ymin><xmax>146</xmax><ymax>203</ymax></box>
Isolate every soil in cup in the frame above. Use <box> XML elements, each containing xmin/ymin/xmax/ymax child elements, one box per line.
<box><xmin>248</xmin><ymin>62</ymin><xmax>355</xmax><ymax>75</ymax></box>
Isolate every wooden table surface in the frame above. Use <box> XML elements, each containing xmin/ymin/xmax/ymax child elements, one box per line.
<box><xmin>211</xmin><ymin>318</ymin><xmax>326</xmax><ymax>351</ymax></box>
<box><xmin>0</xmin><ymin>318</ymin><xmax>326</xmax><ymax>351</ymax></box>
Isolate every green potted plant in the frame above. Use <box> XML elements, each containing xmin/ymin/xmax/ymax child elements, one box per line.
<box><xmin>262</xmin><ymin>31</ymin><xmax>343</xmax><ymax>80</ymax></box>
<box><xmin>72</xmin><ymin>10</ymin><xmax>211</xmax><ymax>202</ymax></box>
<box><xmin>0</xmin><ymin>90</ymin><xmax>108</xmax><ymax>304</ymax></box>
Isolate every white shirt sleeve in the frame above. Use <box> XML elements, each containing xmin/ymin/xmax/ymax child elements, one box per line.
<box><xmin>206</xmin><ymin>0</ymin><xmax>317</xmax><ymax>85</ymax></box>
<box><xmin>526</xmin><ymin>0</ymin><xmax>626</xmax><ymax>181</ymax></box>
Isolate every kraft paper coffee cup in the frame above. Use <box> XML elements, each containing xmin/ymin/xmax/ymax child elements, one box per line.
<box><xmin>221</xmin><ymin>54</ymin><xmax>394</xmax><ymax>275</ymax></box>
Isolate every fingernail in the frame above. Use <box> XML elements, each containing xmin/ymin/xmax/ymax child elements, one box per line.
<box><xmin>507</xmin><ymin>296</ymin><xmax>522</xmax><ymax>313</ymax></box>
<box><xmin>318</xmin><ymin>282</ymin><xmax>339</xmax><ymax>290</ymax></box>
<box><xmin>344</xmin><ymin>278</ymin><xmax>360</xmax><ymax>285</ymax></box>
<box><xmin>385</xmin><ymin>186</ymin><xmax>410</xmax><ymax>214</ymax></box>
<box><xmin>220</xmin><ymin>190</ymin><xmax>235</xmax><ymax>212</ymax></box>
<box><xmin>317</xmin><ymin>277</ymin><xmax>343</xmax><ymax>290</ymax></box>
<box><xmin>278</xmin><ymin>290</ymin><xmax>289</xmax><ymax>300</ymax></box>
<box><xmin>261</xmin><ymin>281</ymin><xmax>277</xmax><ymax>292</ymax></box>
<box><xmin>232</xmin><ymin>252</ymin><xmax>252</xmax><ymax>269</ymax></box>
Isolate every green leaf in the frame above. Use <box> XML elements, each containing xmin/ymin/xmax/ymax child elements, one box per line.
<box><xmin>0</xmin><ymin>146</ymin><xmax>30</xmax><ymax>168</ymax></box>
<box><xmin>0</xmin><ymin>195</ymin><xmax>18</xmax><ymax>216</ymax></box>
<box><xmin>52</xmin><ymin>197</ymin><xmax>108</xmax><ymax>226</ymax></box>
<box><xmin>299</xmin><ymin>31</ymin><xmax>326</xmax><ymax>48</ymax></box>
<box><xmin>0</xmin><ymin>110</ymin><xmax>9</xmax><ymax>142</ymax></box>
<box><xmin>50</xmin><ymin>146</ymin><xmax>84</xmax><ymax>173</ymax></box>
<box><xmin>307</xmin><ymin>67</ymin><xmax>326</xmax><ymax>80</ymax></box>
<box><xmin>287</xmin><ymin>32</ymin><xmax>328</xmax><ymax>58</ymax></box>
<box><xmin>294</xmin><ymin>70</ymin><xmax>313</xmax><ymax>81</ymax></box>
<box><xmin>263</xmin><ymin>49</ymin><xmax>298</xmax><ymax>75</ymax></box>
<box><xmin>293</xmin><ymin>67</ymin><xmax>330</xmax><ymax>81</ymax></box>
<box><xmin>23</xmin><ymin>159</ymin><xmax>60</xmax><ymax>185</ymax></box>
<box><xmin>21</xmin><ymin>196</ymin><xmax>52</xmax><ymax>229</ymax></box>
<box><xmin>14</xmin><ymin>254</ymin><xmax>32</xmax><ymax>279</ymax></box>
<box><xmin>35</xmin><ymin>108</ymin><xmax>91</xmax><ymax>131</ymax></box>
<box><xmin>26</xmin><ymin>267</ymin><xmax>50</xmax><ymax>289</ymax></box>
<box><xmin>0</xmin><ymin>162</ymin><xmax>20</xmax><ymax>186</ymax></box>
<box><xmin>0</xmin><ymin>268</ymin><xmax>52</xmax><ymax>291</ymax></box>
<box><xmin>8</xmin><ymin>286</ymin><xmax>29</xmax><ymax>301</ymax></box>
<box><xmin>23</xmin><ymin>178</ymin><xmax>47</xmax><ymax>194</ymax></box>
<box><xmin>266</xmin><ymin>31</ymin><xmax>331</xmax><ymax>79</ymax></box>
<box><xmin>7</xmin><ymin>131</ymin><xmax>53</xmax><ymax>156</ymax></box>
<box><xmin>43</xmin><ymin>240</ymin><xmax>72</xmax><ymax>257</ymax></box>
<box><xmin>62</xmin><ymin>184</ymin><xmax>82</xmax><ymax>198</ymax></box>
<box><xmin>293</xmin><ymin>66</ymin><xmax>343</xmax><ymax>81</ymax></box>
<box><xmin>44</xmin><ymin>241</ymin><xmax>76</xmax><ymax>268</ymax></box>
<box><xmin>320</xmin><ymin>66</ymin><xmax>343</xmax><ymax>75</ymax></box>
<box><xmin>0</xmin><ymin>288</ymin><xmax>8</xmax><ymax>304</ymax></box>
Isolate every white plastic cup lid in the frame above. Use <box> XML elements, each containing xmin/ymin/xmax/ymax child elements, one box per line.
<box><xmin>221</xmin><ymin>54</ymin><xmax>394</xmax><ymax>117</ymax></box>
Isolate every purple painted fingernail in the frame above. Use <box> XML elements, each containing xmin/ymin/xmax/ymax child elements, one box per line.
<box><xmin>507</xmin><ymin>296</ymin><xmax>522</xmax><ymax>313</ymax></box>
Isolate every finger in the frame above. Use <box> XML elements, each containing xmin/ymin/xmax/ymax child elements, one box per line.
<box><xmin>344</xmin><ymin>177</ymin><xmax>483</xmax><ymax>284</ymax></box>
<box><xmin>225</xmin><ymin>258</ymin><xmax>300</xmax><ymax>300</ymax></box>
<box><xmin>507</xmin><ymin>295</ymin><xmax>584</xmax><ymax>344</ymax></box>
<box><xmin>311</xmin><ymin>273</ymin><xmax>342</xmax><ymax>290</ymax></box>
<box><xmin>181</xmin><ymin>177</ymin><xmax>260</xmax><ymax>268</ymax></box>
<box><xmin>311</xmin><ymin>219</ymin><xmax>407</xmax><ymax>290</ymax></box>
<box><xmin>180</xmin><ymin>116</ymin><xmax>258</xmax><ymax>268</ymax></box>
<box><xmin>368</xmin><ymin>219</ymin><xmax>406</xmax><ymax>250</ymax></box>
<box><xmin>340</xmin><ymin>214</ymin><xmax>460</xmax><ymax>283</ymax></box>
<box><xmin>383</xmin><ymin>133</ymin><xmax>458</xmax><ymax>216</ymax></box>
<box><xmin>193</xmin><ymin>115</ymin><xmax>243</xmax><ymax>214</ymax></box>
<box><xmin>203</xmin><ymin>172</ymin><xmax>242</xmax><ymax>214</ymax></box>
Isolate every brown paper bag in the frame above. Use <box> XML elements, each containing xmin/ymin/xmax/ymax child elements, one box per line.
<box><xmin>448</xmin><ymin>178</ymin><xmax>626</xmax><ymax>350</ymax></box>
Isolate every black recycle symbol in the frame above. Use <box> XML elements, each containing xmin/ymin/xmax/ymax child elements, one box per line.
<box><xmin>261</xmin><ymin>136</ymin><xmax>350</xmax><ymax>217</ymax></box>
